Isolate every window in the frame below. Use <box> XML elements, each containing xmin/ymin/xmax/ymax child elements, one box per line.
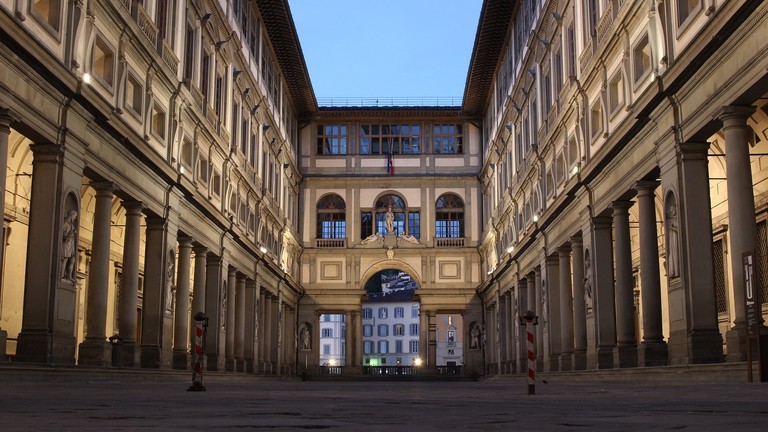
<box><xmin>411</xmin><ymin>305</ymin><xmax>419</xmax><ymax>318</ymax></box>
<box><xmin>378</xmin><ymin>308</ymin><xmax>388</xmax><ymax>319</ymax></box>
<box><xmin>180</xmin><ymin>140</ymin><xmax>194</xmax><ymax>170</ymax></box>
<box><xmin>362</xmin><ymin>308</ymin><xmax>372</xmax><ymax>319</ymax></box>
<box><xmin>633</xmin><ymin>34</ymin><xmax>652</xmax><ymax>85</ymax></box>
<box><xmin>393</xmin><ymin>324</ymin><xmax>404</xmax><ymax>336</ymax></box>
<box><xmin>409</xmin><ymin>340</ymin><xmax>418</xmax><ymax>353</ymax></box>
<box><xmin>433</xmin><ymin>124</ymin><xmax>463</xmax><ymax>154</ymax></box>
<box><xmin>155</xmin><ymin>0</ymin><xmax>173</xmax><ymax>43</ymax></box>
<box><xmin>321</xmin><ymin>328</ymin><xmax>332</xmax><ymax>338</ymax></box>
<box><xmin>360</xmin><ymin>124</ymin><xmax>421</xmax><ymax>155</ymax></box>
<box><xmin>447</xmin><ymin>330</ymin><xmax>455</xmax><ymax>342</ymax></box>
<box><xmin>608</xmin><ymin>72</ymin><xmax>624</xmax><ymax>116</ymax></box>
<box><xmin>183</xmin><ymin>22</ymin><xmax>195</xmax><ymax>83</ymax></box>
<box><xmin>361</xmin><ymin>211</ymin><xmax>373</xmax><ymax>240</ymax></box>
<box><xmin>214</xmin><ymin>73</ymin><xmax>225</xmax><ymax>120</ymax></box>
<box><xmin>317</xmin><ymin>194</ymin><xmax>346</xmax><ymax>239</ymax></box>
<box><xmin>151</xmin><ymin>103</ymin><xmax>166</xmax><ymax>140</ymax></box>
<box><xmin>32</xmin><ymin>0</ymin><xmax>61</xmax><ymax>32</ymax></box>
<box><xmin>363</xmin><ymin>324</ymin><xmax>373</xmax><ymax>337</ymax></box>
<box><xmin>124</xmin><ymin>73</ymin><xmax>143</xmax><ymax>117</ymax></box>
<box><xmin>316</xmin><ymin>124</ymin><xmax>348</xmax><ymax>155</ymax></box>
<box><xmin>378</xmin><ymin>324</ymin><xmax>388</xmax><ymax>337</ymax></box>
<box><xmin>394</xmin><ymin>307</ymin><xmax>404</xmax><ymax>318</ymax></box>
<box><xmin>395</xmin><ymin>340</ymin><xmax>403</xmax><ymax>354</ymax></box>
<box><xmin>92</xmin><ymin>37</ymin><xmax>115</xmax><ymax>88</ymax></box>
<box><xmin>410</xmin><ymin>323</ymin><xmax>418</xmax><ymax>335</ymax></box>
<box><xmin>201</xmin><ymin>50</ymin><xmax>211</xmax><ymax>104</ymax></box>
<box><xmin>407</xmin><ymin>212</ymin><xmax>420</xmax><ymax>239</ymax></box>
<box><xmin>198</xmin><ymin>155</ymin><xmax>209</xmax><ymax>184</ymax></box>
<box><xmin>590</xmin><ymin>101</ymin><xmax>602</xmax><ymax>140</ymax></box>
<box><xmin>378</xmin><ymin>340</ymin><xmax>389</xmax><ymax>354</ymax></box>
<box><xmin>323</xmin><ymin>344</ymin><xmax>331</xmax><ymax>355</ymax></box>
<box><xmin>435</xmin><ymin>194</ymin><xmax>465</xmax><ymax>238</ymax></box>
<box><xmin>212</xmin><ymin>169</ymin><xmax>221</xmax><ymax>197</ymax></box>
<box><xmin>364</xmin><ymin>341</ymin><xmax>374</xmax><ymax>354</ymax></box>
<box><xmin>567</xmin><ymin>25</ymin><xmax>576</xmax><ymax>77</ymax></box>
<box><xmin>374</xmin><ymin>194</ymin><xmax>406</xmax><ymax>235</ymax></box>
<box><xmin>677</xmin><ymin>0</ymin><xmax>699</xmax><ymax>27</ymax></box>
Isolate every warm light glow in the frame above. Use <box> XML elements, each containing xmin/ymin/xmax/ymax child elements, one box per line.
<box><xmin>259</xmin><ymin>246</ymin><xmax>267</xmax><ymax>253</ymax></box>
<box><xmin>414</xmin><ymin>358</ymin><xmax>423</xmax><ymax>366</ymax></box>
<box><xmin>328</xmin><ymin>359</ymin><xmax>336</xmax><ymax>366</ymax></box>
<box><xmin>571</xmin><ymin>165</ymin><xmax>580</xmax><ymax>175</ymax></box>
<box><xmin>506</xmin><ymin>245</ymin><xmax>514</xmax><ymax>254</ymax></box>
<box><xmin>533</xmin><ymin>214</ymin><xmax>539</xmax><ymax>222</ymax></box>
<box><xmin>82</xmin><ymin>73</ymin><xmax>92</xmax><ymax>84</ymax></box>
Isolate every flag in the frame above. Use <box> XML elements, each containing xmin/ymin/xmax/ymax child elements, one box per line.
<box><xmin>387</xmin><ymin>145</ymin><xmax>395</xmax><ymax>175</ymax></box>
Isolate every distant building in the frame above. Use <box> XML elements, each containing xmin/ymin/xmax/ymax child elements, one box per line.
<box><xmin>318</xmin><ymin>314</ymin><xmax>346</xmax><ymax>367</ymax></box>
<box><xmin>362</xmin><ymin>288</ymin><xmax>420</xmax><ymax>367</ymax></box>
<box><xmin>436</xmin><ymin>315</ymin><xmax>464</xmax><ymax>367</ymax></box>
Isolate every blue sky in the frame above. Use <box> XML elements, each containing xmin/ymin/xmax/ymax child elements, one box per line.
<box><xmin>288</xmin><ymin>0</ymin><xmax>483</xmax><ymax>103</ymax></box>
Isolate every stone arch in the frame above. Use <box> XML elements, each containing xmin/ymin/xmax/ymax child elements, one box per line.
<box><xmin>359</xmin><ymin>260</ymin><xmax>422</xmax><ymax>292</ymax></box>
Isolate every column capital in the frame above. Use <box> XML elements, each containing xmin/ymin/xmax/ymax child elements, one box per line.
<box><xmin>29</xmin><ymin>142</ymin><xmax>64</xmax><ymax>162</ymax></box>
<box><xmin>228</xmin><ymin>266</ymin><xmax>238</xmax><ymax>277</ymax></box>
<box><xmin>557</xmin><ymin>246</ymin><xmax>571</xmax><ymax>256</ymax></box>
<box><xmin>0</xmin><ymin>107</ymin><xmax>19</xmax><ymax>133</ymax></box>
<box><xmin>717</xmin><ymin>105</ymin><xmax>755</xmax><ymax>126</ymax></box>
<box><xmin>526</xmin><ymin>272</ymin><xmax>536</xmax><ymax>282</ymax></box>
<box><xmin>122</xmin><ymin>200</ymin><xmax>144</xmax><ymax>215</ymax></box>
<box><xmin>634</xmin><ymin>180</ymin><xmax>660</xmax><ymax>195</ymax></box>
<box><xmin>677</xmin><ymin>141</ymin><xmax>710</xmax><ymax>161</ymax></box>
<box><xmin>193</xmin><ymin>244</ymin><xmax>208</xmax><ymax>255</ymax></box>
<box><xmin>570</xmin><ymin>235</ymin><xmax>583</xmax><ymax>248</ymax></box>
<box><xmin>89</xmin><ymin>181</ymin><xmax>116</xmax><ymax>194</ymax></box>
<box><xmin>177</xmin><ymin>235</ymin><xmax>194</xmax><ymax>248</ymax></box>
<box><xmin>611</xmin><ymin>200</ymin><xmax>633</xmax><ymax>213</ymax></box>
<box><xmin>146</xmin><ymin>216</ymin><xmax>166</xmax><ymax>230</ymax></box>
<box><xmin>592</xmin><ymin>215</ymin><xmax>613</xmax><ymax>229</ymax></box>
<box><xmin>236</xmin><ymin>271</ymin><xmax>247</xmax><ymax>281</ymax></box>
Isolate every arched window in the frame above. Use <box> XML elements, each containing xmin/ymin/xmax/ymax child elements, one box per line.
<box><xmin>361</xmin><ymin>193</ymin><xmax>419</xmax><ymax>239</ymax></box>
<box><xmin>316</xmin><ymin>194</ymin><xmax>346</xmax><ymax>239</ymax></box>
<box><xmin>435</xmin><ymin>193</ymin><xmax>464</xmax><ymax>238</ymax></box>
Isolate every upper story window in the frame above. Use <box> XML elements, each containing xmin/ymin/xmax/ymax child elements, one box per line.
<box><xmin>31</xmin><ymin>0</ymin><xmax>61</xmax><ymax>33</ymax></box>
<box><xmin>393</xmin><ymin>324</ymin><xmax>405</xmax><ymax>336</ymax></box>
<box><xmin>378</xmin><ymin>307</ymin><xmax>388</xmax><ymax>319</ymax></box>
<box><xmin>677</xmin><ymin>0</ymin><xmax>700</xmax><ymax>27</ymax></box>
<box><xmin>360</xmin><ymin>124</ymin><xmax>421</xmax><ymax>155</ymax></box>
<box><xmin>92</xmin><ymin>36</ymin><xmax>115</xmax><ymax>89</ymax></box>
<box><xmin>435</xmin><ymin>193</ymin><xmax>465</xmax><ymax>238</ymax></box>
<box><xmin>180</xmin><ymin>139</ymin><xmax>194</xmax><ymax>171</ymax></box>
<box><xmin>155</xmin><ymin>0</ymin><xmax>173</xmax><ymax>43</ymax></box>
<box><xmin>394</xmin><ymin>307</ymin><xmax>404</xmax><ymax>318</ymax></box>
<box><xmin>608</xmin><ymin>71</ymin><xmax>625</xmax><ymax>116</ymax></box>
<box><xmin>321</xmin><ymin>328</ymin><xmax>332</xmax><ymax>338</ymax></box>
<box><xmin>633</xmin><ymin>34</ymin><xmax>652</xmax><ymax>85</ymax></box>
<box><xmin>151</xmin><ymin>103</ymin><xmax>166</xmax><ymax>140</ymax></box>
<box><xmin>124</xmin><ymin>72</ymin><xmax>143</xmax><ymax>119</ymax></box>
<box><xmin>590</xmin><ymin>100</ymin><xmax>603</xmax><ymax>141</ymax></box>
<box><xmin>378</xmin><ymin>324</ymin><xmax>389</xmax><ymax>337</ymax></box>
<box><xmin>316</xmin><ymin>194</ymin><xmax>346</xmax><ymax>239</ymax></box>
<box><xmin>317</xmin><ymin>125</ymin><xmax>348</xmax><ymax>155</ymax></box>
<box><xmin>363</xmin><ymin>308</ymin><xmax>373</xmax><ymax>319</ymax></box>
<box><xmin>411</xmin><ymin>304</ymin><xmax>419</xmax><ymax>318</ymax></box>
<box><xmin>433</xmin><ymin>124</ymin><xmax>463</xmax><ymax>154</ymax></box>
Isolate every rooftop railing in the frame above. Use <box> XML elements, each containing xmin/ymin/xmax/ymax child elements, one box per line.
<box><xmin>317</xmin><ymin>97</ymin><xmax>463</xmax><ymax>108</ymax></box>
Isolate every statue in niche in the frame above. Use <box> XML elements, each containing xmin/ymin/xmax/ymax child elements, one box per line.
<box><xmin>385</xmin><ymin>206</ymin><xmax>395</xmax><ymax>234</ymax></box>
<box><xmin>165</xmin><ymin>251</ymin><xmax>176</xmax><ymax>315</ymax></box>
<box><xmin>470</xmin><ymin>323</ymin><xmax>481</xmax><ymax>350</ymax></box>
<box><xmin>299</xmin><ymin>323</ymin><xmax>311</xmax><ymax>350</ymax></box>
<box><xmin>541</xmin><ymin>279</ymin><xmax>548</xmax><ymax>327</ymax></box>
<box><xmin>666</xmin><ymin>203</ymin><xmax>680</xmax><ymax>278</ymax></box>
<box><xmin>61</xmin><ymin>209</ymin><xmax>79</xmax><ymax>281</ymax></box>
<box><xmin>583</xmin><ymin>252</ymin><xmax>593</xmax><ymax>312</ymax></box>
<box><xmin>220</xmin><ymin>284</ymin><xmax>228</xmax><ymax>330</ymax></box>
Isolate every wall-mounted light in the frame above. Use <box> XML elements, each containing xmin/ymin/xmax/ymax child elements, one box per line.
<box><xmin>259</xmin><ymin>245</ymin><xmax>268</xmax><ymax>253</ymax></box>
<box><xmin>506</xmin><ymin>245</ymin><xmax>515</xmax><ymax>254</ymax></box>
<box><xmin>82</xmin><ymin>73</ymin><xmax>92</xmax><ymax>85</ymax></box>
<box><xmin>532</xmin><ymin>214</ymin><xmax>539</xmax><ymax>222</ymax></box>
<box><xmin>571</xmin><ymin>164</ymin><xmax>580</xmax><ymax>175</ymax></box>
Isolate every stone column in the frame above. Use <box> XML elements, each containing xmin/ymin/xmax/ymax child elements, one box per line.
<box><xmin>172</xmin><ymin>236</ymin><xmax>193</xmax><ymax>370</ymax></box>
<box><xmin>428</xmin><ymin>311</ymin><xmax>437</xmax><ymax>368</ymax></box>
<box><xmin>16</xmin><ymin>143</ymin><xmax>79</xmax><ymax>364</ymax></box>
<box><xmin>257</xmin><ymin>287</ymin><xmax>265</xmax><ymax>372</ymax></box>
<box><xmin>204</xmin><ymin>254</ymin><xmax>224</xmax><ymax>370</ymax></box>
<box><xmin>635</xmin><ymin>181</ymin><xmax>668</xmax><ymax>366</ymax></box>
<box><xmin>0</xmin><ymin>109</ymin><xmax>14</xmax><ymax>361</ymax></box>
<box><xmin>571</xmin><ymin>236</ymin><xmax>587</xmax><ymax>370</ymax></box>
<box><xmin>532</xmin><ymin>269</ymin><xmax>543</xmax><ymax>371</ymax></box>
<box><xmin>670</xmin><ymin>142</ymin><xmax>722</xmax><ymax>364</ymax></box>
<box><xmin>244</xmin><ymin>279</ymin><xmax>257</xmax><ymax>372</ymax></box>
<box><xmin>345</xmin><ymin>311</ymin><xmax>354</xmax><ymax>368</ymax></box>
<box><xmin>420</xmin><ymin>311</ymin><xmax>429</xmax><ymax>365</ymax></box>
<box><xmin>118</xmin><ymin>201</ymin><xmax>143</xmax><ymax>367</ymax></box>
<box><xmin>263</xmin><ymin>293</ymin><xmax>273</xmax><ymax>373</ymax></box>
<box><xmin>353</xmin><ymin>310</ymin><xmax>362</xmax><ymax>373</ymax></box>
<box><xmin>225</xmin><ymin>267</ymin><xmax>237</xmax><ymax>371</ymax></box>
<box><xmin>592</xmin><ymin>216</ymin><xmax>617</xmax><ymax>368</ymax></box>
<box><xmin>78</xmin><ymin>182</ymin><xmax>115</xmax><ymax>366</ymax></box>
<box><xmin>189</xmin><ymin>245</ymin><xmax>207</xmax><ymax>353</ymax></box>
<box><xmin>140</xmin><ymin>216</ymin><xmax>167</xmax><ymax>369</ymax></box>
<box><xmin>558</xmin><ymin>246</ymin><xmax>574</xmax><ymax>371</ymax></box>
<box><xmin>544</xmin><ymin>255</ymin><xmax>561</xmax><ymax>371</ymax></box>
<box><xmin>720</xmin><ymin>106</ymin><xmax>759</xmax><ymax>361</ymax></box>
<box><xmin>613</xmin><ymin>201</ymin><xmax>637</xmax><ymax>368</ymax></box>
<box><xmin>505</xmin><ymin>291</ymin><xmax>514</xmax><ymax>373</ymax></box>
<box><xmin>235</xmin><ymin>273</ymin><xmax>246</xmax><ymax>372</ymax></box>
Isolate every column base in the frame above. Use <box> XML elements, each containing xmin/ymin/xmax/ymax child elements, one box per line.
<box><xmin>596</xmin><ymin>346</ymin><xmax>615</xmax><ymax>369</ymax></box>
<box><xmin>690</xmin><ymin>329</ymin><xmax>724</xmax><ymax>364</ymax></box>
<box><xmin>78</xmin><ymin>338</ymin><xmax>112</xmax><ymax>367</ymax></box>
<box><xmin>725</xmin><ymin>326</ymin><xmax>748</xmax><ymax>362</ymax></box>
<box><xmin>173</xmin><ymin>349</ymin><xmax>190</xmax><ymax>370</ymax></box>
<box><xmin>548</xmin><ymin>354</ymin><xmax>560</xmax><ymax>372</ymax></box>
<box><xmin>225</xmin><ymin>356</ymin><xmax>236</xmax><ymax>371</ymax></box>
<box><xmin>0</xmin><ymin>329</ymin><xmax>7</xmax><ymax>363</ymax></box>
<box><xmin>614</xmin><ymin>344</ymin><xmax>638</xmax><ymax>368</ymax></box>
<box><xmin>121</xmin><ymin>342</ymin><xmax>140</xmax><ymax>368</ymax></box>
<box><xmin>206</xmin><ymin>353</ymin><xmax>221</xmax><ymax>371</ymax></box>
<box><xmin>236</xmin><ymin>358</ymin><xmax>245</xmax><ymax>372</ymax></box>
<box><xmin>573</xmin><ymin>351</ymin><xmax>587</xmax><ymax>370</ymax></box>
<box><xmin>639</xmin><ymin>341</ymin><xmax>668</xmax><ymax>367</ymax></box>
<box><xmin>16</xmin><ymin>330</ymin><xmax>76</xmax><ymax>365</ymax></box>
<box><xmin>245</xmin><ymin>358</ymin><xmax>255</xmax><ymax>373</ymax></box>
<box><xmin>141</xmin><ymin>345</ymin><xmax>164</xmax><ymax>369</ymax></box>
<box><xmin>536</xmin><ymin>357</ymin><xmax>544</xmax><ymax>372</ymax></box>
<box><xmin>559</xmin><ymin>352</ymin><xmax>573</xmax><ymax>371</ymax></box>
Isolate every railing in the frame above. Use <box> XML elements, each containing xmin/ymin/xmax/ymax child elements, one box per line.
<box><xmin>579</xmin><ymin>37</ymin><xmax>593</xmax><ymax>73</ymax></box>
<box><xmin>436</xmin><ymin>365</ymin><xmax>464</xmax><ymax>376</ymax></box>
<box><xmin>189</xmin><ymin>82</ymin><xmax>203</xmax><ymax>110</ymax></box>
<box><xmin>161</xmin><ymin>39</ymin><xmax>179</xmax><ymax>74</ymax></box>
<box><xmin>363</xmin><ymin>366</ymin><xmax>418</xmax><ymax>376</ymax></box>
<box><xmin>435</xmin><ymin>237</ymin><xmax>465</xmax><ymax>248</ymax></box>
<box><xmin>205</xmin><ymin>106</ymin><xmax>218</xmax><ymax>128</ymax></box>
<box><xmin>219</xmin><ymin>125</ymin><xmax>230</xmax><ymax>144</ymax></box>
<box><xmin>136</xmin><ymin>4</ymin><xmax>158</xmax><ymax>46</ymax></box>
<box><xmin>319</xmin><ymin>366</ymin><xmax>344</xmax><ymax>376</ymax></box>
<box><xmin>317</xmin><ymin>97</ymin><xmax>462</xmax><ymax>107</ymax></box>
<box><xmin>596</xmin><ymin>2</ymin><xmax>615</xmax><ymax>48</ymax></box>
<box><xmin>119</xmin><ymin>0</ymin><xmax>131</xmax><ymax>12</ymax></box>
<box><xmin>315</xmin><ymin>238</ymin><xmax>347</xmax><ymax>248</ymax></box>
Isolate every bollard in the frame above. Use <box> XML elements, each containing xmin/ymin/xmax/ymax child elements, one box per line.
<box><xmin>519</xmin><ymin>310</ymin><xmax>538</xmax><ymax>395</ymax></box>
<box><xmin>188</xmin><ymin>312</ymin><xmax>209</xmax><ymax>392</ymax></box>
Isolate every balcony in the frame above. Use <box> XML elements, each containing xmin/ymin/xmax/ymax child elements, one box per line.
<box><xmin>435</xmin><ymin>237</ymin><xmax>466</xmax><ymax>248</ymax></box>
<box><xmin>161</xmin><ymin>39</ymin><xmax>179</xmax><ymax>74</ymax></box>
<box><xmin>596</xmin><ymin>2</ymin><xmax>615</xmax><ymax>48</ymax></box>
<box><xmin>579</xmin><ymin>37</ymin><xmax>594</xmax><ymax>73</ymax></box>
<box><xmin>314</xmin><ymin>238</ymin><xmax>347</xmax><ymax>248</ymax></box>
<box><xmin>136</xmin><ymin>4</ymin><xmax>158</xmax><ymax>47</ymax></box>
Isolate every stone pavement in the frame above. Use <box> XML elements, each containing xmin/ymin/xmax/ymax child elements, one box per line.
<box><xmin>0</xmin><ymin>371</ymin><xmax>766</xmax><ymax>431</ymax></box>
